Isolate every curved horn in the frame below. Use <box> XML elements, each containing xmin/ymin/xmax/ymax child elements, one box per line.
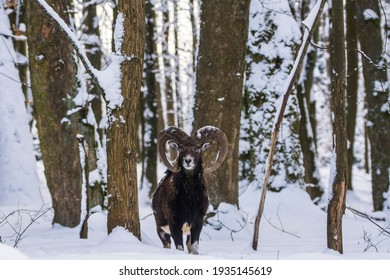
<box><xmin>195</xmin><ymin>126</ymin><xmax>228</xmax><ymax>173</ymax></box>
<box><xmin>158</xmin><ymin>126</ymin><xmax>190</xmax><ymax>172</ymax></box>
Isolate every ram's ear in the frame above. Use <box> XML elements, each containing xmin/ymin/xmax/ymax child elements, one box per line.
<box><xmin>168</xmin><ymin>141</ymin><xmax>180</xmax><ymax>150</ymax></box>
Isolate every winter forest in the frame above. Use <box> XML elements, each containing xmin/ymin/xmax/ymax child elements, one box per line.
<box><xmin>0</xmin><ymin>0</ymin><xmax>390</xmax><ymax>261</ymax></box>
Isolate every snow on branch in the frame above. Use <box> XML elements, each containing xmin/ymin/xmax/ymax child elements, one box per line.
<box><xmin>31</xmin><ymin>0</ymin><xmax>121</xmax><ymax>106</ymax></box>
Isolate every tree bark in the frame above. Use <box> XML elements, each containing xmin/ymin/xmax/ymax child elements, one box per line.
<box><xmin>327</xmin><ymin>0</ymin><xmax>347</xmax><ymax>254</ymax></box>
<box><xmin>26</xmin><ymin>0</ymin><xmax>82</xmax><ymax>227</ymax></box>
<box><xmin>106</xmin><ymin>0</ymin><xmax>145</xmax><ymax>238</ymax></box>
<box><xmin>193</xmin><ymin>0</ymin><xmax>250</xmax><ymax>207</ymax></box>
<box><xmin>356</xmin><ymin>0</ymin><xmax>390</xmax><ymax>211</ymax></box>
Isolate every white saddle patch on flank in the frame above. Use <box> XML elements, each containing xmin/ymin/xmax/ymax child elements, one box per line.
<box><xmin>182</xmin><ymin>222</ymin><xmax>191</xmax><ymax>235</ymax></box>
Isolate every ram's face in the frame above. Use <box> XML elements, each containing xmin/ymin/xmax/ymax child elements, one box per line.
<box><xmin>181</xmin><ymin>148</ymin><xmax>198</xmax><ymax>171</ymax></box>
<box><xmin>168</xmin><ymin>142</ymin><xmax>210</xmax><ymax>172</ymax></box>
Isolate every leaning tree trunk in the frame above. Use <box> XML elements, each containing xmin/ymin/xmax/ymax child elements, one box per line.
<box><xmin>356</xmin><ymin>0</ymin><xmax>390</xmax><ymax>211</ymax></box>
<box><xmin>327</xmin><ymin>0</ymin><xmax>347</xmax><ymax>254</ymax></box>
<box><xmin>106</xmin><ymin>0</ymin><xmax>145</xmax><ymax>238</ymax></box>
<box><xmin>193</xmin><ymin>0</ymin><xmax>250</xmax><ymax>207</ymax></box>
<box><xmin>26</xmin><ymin>0</ymin><xmax>82</xmax><ymax>227</ymax></box>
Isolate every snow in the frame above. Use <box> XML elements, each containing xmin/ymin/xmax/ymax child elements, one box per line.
<box><xmin>363</xmin><ymin>9</ymin><xmax>379</xmax><ymax>21</ymax></box>
<box><xmin>0</xmin><ymin>7</ymin><xmax>42</xmax><ymax>208</ymax></box>
<box><xmin>1</xmin><ymin>2</ymin><xmax>389</xmax><ymax>278</ymax></box>
<box><xmin>1</xmin><ymin>163</ymin><xmax>389</xmax><ymax>261</ymax></box>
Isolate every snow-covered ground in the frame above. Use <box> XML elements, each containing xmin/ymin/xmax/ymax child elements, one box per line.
<box><xmin>1</xmin><ymin>164</ymin><xmax>389</xmax><ymax>261</ymax></box>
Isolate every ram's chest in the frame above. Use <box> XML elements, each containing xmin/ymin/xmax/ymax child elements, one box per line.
<box><xmin>171</xmin><ymin>177</ymin><xmax>208</xmax><ymax>224</ymax></box>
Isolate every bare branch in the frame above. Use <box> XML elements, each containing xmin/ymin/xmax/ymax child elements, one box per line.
<box><xmin>347</xmin><ymin>206</ymin><xmax>390</xmax><ymax>236</ymax></box>
<box><xmin>264</xmin><ymin>204</ymin><xmax>301</xmax><ymax>239</ymax></box>
<box><xmin>208</xmin><ymin>210</ymin><xmax>248</xmax><ymax>242</ymax></box>
<box><xmin>0</xmin><ymin>207</ymin><xmax>52</xmax><ymax>247</ymax></box>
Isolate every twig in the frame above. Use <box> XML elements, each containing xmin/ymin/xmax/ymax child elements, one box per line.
<box><xmin>347</xmin><ymin>206</ymin><xmax>390</xmax><ymax>236</ymax></box>
<box><xmin>0</xmin><ymin>207</ymin><xmax>52</xmax><ymax>247</ymax></box>
<box><xmin>361</xmin><ymin>228</ymin><xmax>386</xmax><ymax>252</ymax></box>
<box><xmin>141</xmin><ymin>212</ymin><xmax>153</xmax><ymax>221</ymax></box>
<box><xmin>211</xmin><ymin>210</ymin><xmax>248</xmax><ymax>242</ymax></box>
<box><xmin>264</xmin><ymin>204</ymin><xmax>301</xmax><ymax>239</ymax></box>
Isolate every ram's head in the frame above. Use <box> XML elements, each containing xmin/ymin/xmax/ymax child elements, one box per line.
<box><xmin>158</xmin><ymin>126</ymin><xmax>228</xmax><ymax>173</ymax></box>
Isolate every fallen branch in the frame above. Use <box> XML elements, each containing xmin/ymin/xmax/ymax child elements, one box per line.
<box><xmin>0</xmin><ymin>207</ymin><xmax>52</xmax><ymax>247</ymax></box>
<box><xmin>252</xmin><ymin>0</ymin><xmax>327</xmax><ymax>251</ymax></box>
<box><xmin>347</xmin><ymin>206</ymin><xmax>390</xmax><ymax>236</ymax></box>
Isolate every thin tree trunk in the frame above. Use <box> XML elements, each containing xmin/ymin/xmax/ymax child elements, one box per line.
<box><xmin>190</xmin><ymin>0</ymin><xmax>198</xmax><ymax>75</ymax></box>
<box><xmin>356</xmin><ymin>0</ymin><xmax>390</xmax><ymax>211</ymax></box>
<box><xmin>252</xmin><ymin>0</ymin><xmax>326</xmax><ymax>251</ymax></box>
<box><xmin>193</xmin><ymin>0</ymin><xmax>250</xmax><ymax>208</ymax></box>
<box><xmin>173</xmin><ymin>0</ymin><xmax>182</xmax><ymax>127</ymax></box>
<box><xmin>327</xmin><ymin>0</ymin><xmax>347</xmax><ymax>254</ymax></box>
<box><xmin>26</xmin><ymin>0</ymin><xmax>82</xmax><ymax>227</ymax></box>
<box><xmin>144</xmin><ymin>0</ymin><xmax>159</xmax><ymax>195</ymax></box>
<box><xmin>80</xmin><ymin>0</ymin><xmax>104</xmax><ymax>213</ymax></box>
<box><xmin>346</xmin><ymin>0</ymin><xmax>359</xmax><ymax>191</ymax></box>
<box><xmin>162</xmin><ymin>0</ymin><xmax>176</xmax><ymax>127</ymax></box>
<box><xmin>106</xmin><ymin>0</ymin><xmax>145</xmax><ymax>238</ymax></box>
<box><xmin>7</xmin><ymin>2</ymin><xmax>29</xmax><ymax>106</ymax></box>
<box><xmin>297</xmin><ymin>0</ymin><xmax>323</xmax><ymax>201</ymax></box>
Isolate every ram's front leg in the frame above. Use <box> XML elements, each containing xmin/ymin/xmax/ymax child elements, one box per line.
<box><xmin>187</xmin><ymin>220</ymin><xmax>203</xmax><ymax>254</ymax></box>
<box><xmin>170</xmin><ymin>224</ymin><xmax>184</xmax><ymax>251</ymax></box>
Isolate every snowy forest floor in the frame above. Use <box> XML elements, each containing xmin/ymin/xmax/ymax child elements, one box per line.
<box><xmin>1</xmin><ymin>163</ymin><xmax>390</xmax><ymax>260</ymax></box>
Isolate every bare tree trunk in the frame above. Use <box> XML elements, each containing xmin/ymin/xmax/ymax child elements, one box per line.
<box><xmin>193</xmin><ymin>0</ymin><xmax>250</xmax><ymax>207</ymax></box>
<box><xmin>173</xmin><ymin>0</ymin><xmax>182</xmax><ymax>127</ymax></box>
<box><xmin>80</xmin><ymin>0</ymin><xmax>104</xmax><ymax>214</ymax></box>
<box><xmin>143</xmin><ymin>0</ymin><xmax>159</xmax><ymax>195</ymax></box>
<box><xmin>26</xmin><ymin>0</ymin><xmax>82</xmax><ymax>227</ymax></box>
<box><xmin>7</xmin><ymin>1</ymin><xmax>29</xmax><ymax>107</ymax></box>
<box><xmin>356</xmin><ymin>0</ymin><xmax>390</xmax><ymax>211</ymax></box>
<box><xmin>327</xmin><ymin>0</ymin><xmax>347</xmax><ymax>254</ymax></box>
<box><xmin>162</xmin><ymin>0</ymin><xmax>176</xmax><ymax>127</ymax></box>
<box><xmin>346</xmin><ymin>0</ymin><xmax>359</xmax><ymax>191</ymax></box>
<box><xmin>190</xmin><ymin>0</ymin><xmax>198</xmax><ymax>75</ymax></box>
<box><xmin>297</xmin><ymin>0</ymin><xmax>323</xmax><ymax>201</ymax></box>
<box><xmin>106</xmin><ymin>0</ymin><xmax>145</xmax><ymax>238</ymax></box>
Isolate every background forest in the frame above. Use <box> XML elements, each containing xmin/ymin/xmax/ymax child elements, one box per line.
<box><xmin>0</xmin><ymin>0</ymin><xmax>389</xmax><ymax>259</ymax></box>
